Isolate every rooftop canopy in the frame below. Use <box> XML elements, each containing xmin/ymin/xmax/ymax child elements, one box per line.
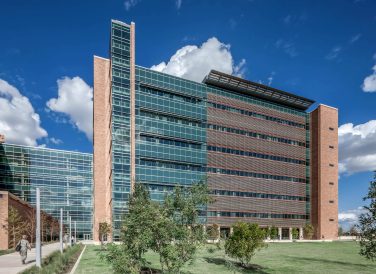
<box><xmin>203</xmin><ymin>70</ymin><xmax>315</xmax><ymax>111</ymax></box>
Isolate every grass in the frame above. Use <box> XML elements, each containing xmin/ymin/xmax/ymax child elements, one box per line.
<box><xmin>75</xmin><ymin>246</ymin><xmax>112</xmax><ymax>274</ymax></box>
<box><xmin>76</xmin><ymin>241</ymin><xmax>376</xmax><ymax>274</ymax></box>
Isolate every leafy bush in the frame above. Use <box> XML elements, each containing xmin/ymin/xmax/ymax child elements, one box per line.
<box><xmin>303</xmin><ymin>224</ymin><xmax>314</xmax><ymax>239</ymax></box>
<box><xmin>225</xmin><ymin>223</ymin><xmax>267</xmax><ymax>267</ymax></box>
<box><xmin>292</xmin><ymin>228</ymin><xmax>299</xmax><ymax>239</ymax></box>
<box><xmin>269</xmin><ymin>226</ymin><xmax>279</xmax><ymax>240</ymax></box>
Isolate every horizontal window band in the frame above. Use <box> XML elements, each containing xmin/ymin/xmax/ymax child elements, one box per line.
<box><xmin>139</xmin><ymin>82</ymin><xmax>204</xmax><ymax>100</ymax></box>
<box><xmin>207</xmin><ymin>167</ymin><xmax>306</xmax><ymax>183</ymax></box>
<box><xmin>208</xmin><ymin>145</ymin><xmax>305</xmax><ymax>165</ymax></box>
<box><xmin>208</xmin><ymin>102</ymin><xmax>305</xmax><ymax>129</ymax></box>
<box><xmin>137</xmin><ymin>158</ymin><xmax>305</xmax><ymax>183</ymax></box>
<box><xmin>138</xmin><ymin>157</ymin><xmax>206</xmax><ymax>172</ymax></box>
<box><xmin>139</xmin><ymin>134</ymin><xmax>203</xmax><ymax>149</ymax></box>
<box><xmin>207</xmin><ymin>124</ymin><xmax>306</xmax><ymax>147</ymax></box>
<box><xmin>212</xmin><ymin>189</ymin><xmax>308</xmax><ymax>201</ymax></box>
<box><xmin>139</xmin><ymin>107</ymin><xmax>205</xmax><ymax>123</ymax></box>
<box><xmin>138</xmin><ymin>85</ymin><xmax>203</xmax><ymax>104</ymax></box>
<box><xmin>139</xmin><ymin>132</ymin><xmax>204</xmax><ymax>145</ymax></box>
<box><xmin>208</xmin><ymin>211</ymin><xmax>309</xmax><ymax>220</ymax></box>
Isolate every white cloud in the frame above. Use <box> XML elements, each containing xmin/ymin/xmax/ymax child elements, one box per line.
<box><xmin>325</xmin><ymin>46</ymin><xmax>342</xmax><ymax>60</ymax></box>
<box><xmin>175</xmin><ymin>0</ymin><xmax>182</xmax><ymax>10</ymax></box>
<box><xmin>338</xmin><ymin>120</ymin><xmax>376</xmax><ymax>174</ymax></box>
<box><xmin>338</xmin><ymin>207</ymin><xmax>366</xmax><ymax>230</ymax></box>
<box><xmin>0</xmin><ymin>79</ymin><xmax>47</xmax><ymax>146</ymax></box>
<box><xmin>124</xmin><ymin>0</ymin><xmax>140</xmax><ymax>11</ymax></box>
<box><xmin>275</xmin><ymin>39</ymin><xmax>298</xmax><ymax>57</ymax></box>
<box><xmin>46</xmin><ymin>77</ymin><xmax>93</xmax><ymax>141</ymax></box>
<box><xmin>49</xmin><ymin>137</ymin><xmax>63</xmax><ymax>145</ymax></box>
<box><xmin>362</xmin><ymin>55</ymin><xmax>376</xmax><ymax>92</ymax></box>
<box><xmin>350</xmin><ymin>33</ymin><xmax>362</xmax><ymax>44</ymax></box>
<box><xmin>151</xmin><ymin>37</ymin><xmax>246</xmax><ymax>82</ymax></box>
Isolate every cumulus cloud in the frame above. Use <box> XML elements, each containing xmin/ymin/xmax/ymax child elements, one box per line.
<box><xmin>338</xmin><ymin>120</ymin><xmax>376</xmax><ymax>174</ymax></box>
<box><xmin>46</xmin><ymin>77</ymin><xmax>93</xmax><ymax>141</ymax></box>
<box><xmin>0</xmin><ymin>79</ymin><xmax>47</xmax><ymax>146</ymax></box>
<box><xmin>49</xmin><ymin>137</ymin><xmax>63</xmax><ymax>145</ymax></box>
<box><xmin>362</xmin><ymin>55</ymin><xmax>376</xmax><ymax>92</ymax></box>
<box><xmin>151</xmin><ymin>37</ymin><xmax>246</xmax><ymax>82</ymax></box>
<box><xmin>338</xmin><ymin>207</ymin><xmax>366</xmax><ymax>229</ymax></box>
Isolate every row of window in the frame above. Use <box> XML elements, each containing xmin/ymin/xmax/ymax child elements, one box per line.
<box><xmin>208</xmin><ymin>124</ymin><xmax>306</xmax><ymax>147</ymax></box>
<box><xmin>207</xmin><ymin>167</ymin><xmax>306</xmax><ymax>183</ymax></box>
<box><xmin>139</xmin><ymin>85</ymin><xmax>201</xmax><ymax>104</ymax></box>
<box><xmin>138</xmin><ymin>158</ymin><xmax>205</xmax><ymax>172</ymax></box>
<box><xmin>112</xmin><ymin>28</ymin><xmax>130</xmax><ymax>40</ymax></box>
<box><xmin>139</xmin><ymin>110</ymin><xmax>203</xmax><ymax>127</ymax></box>
<box><xmin>208</xmin><ymin>102</ymin><xmax>305</xmax><ymax>129</ymax></box>
<box><xmin>207</xmin><ymin>145</ymin><xmax>305</xmax><ymax>165</ymax></box>
<box><xmin>213</xmin><ymin>189</ymin><xmax>308</xmax><ymax>201</ymax></box>
<box><xmin>208</xmin><ymin>211</ymin><xmax>308</xmax><ymax>219</ymax></box>
<box><xmin>140</xmin><ymin>135</ymin><xmax>202</xmax><ymax>149</ymax></box>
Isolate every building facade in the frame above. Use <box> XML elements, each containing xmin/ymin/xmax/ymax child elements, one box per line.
<box><xmin>0</xmin><ymin>143</ymin><xmax>93</xmax><ymax>240</ymax></box>
<box><xmin>93</xmin><ymin>20</ymin><xmax>338</xmax><ymax>241</ymax></box>
<box><xmin>0</xmin><ymin>190</ymin><xmax>59</xmax><ymax>250</ymax></box>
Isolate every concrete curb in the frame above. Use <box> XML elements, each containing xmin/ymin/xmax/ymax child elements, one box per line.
<box><xmin>69</xmin><ymin>245</ymin><xmax>86</xmax><ymax>274</ymax></box>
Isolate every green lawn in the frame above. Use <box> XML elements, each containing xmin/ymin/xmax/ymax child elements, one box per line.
<box><xmin>75</xmin><ymin>242</ymin><xmax>376</xmax><ymax>273</ymax></box>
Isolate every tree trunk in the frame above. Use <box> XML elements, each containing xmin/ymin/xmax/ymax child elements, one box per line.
<box><xmin>12</xmin><ymin>225</ymin><xmax>16</xmax><ymax>248</ymax></box>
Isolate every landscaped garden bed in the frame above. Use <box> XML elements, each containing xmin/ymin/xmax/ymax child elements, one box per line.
<box><xmin>21</xmin><ymin>244</ymin><xmax>84</xmax><ymax>274</ymax></box>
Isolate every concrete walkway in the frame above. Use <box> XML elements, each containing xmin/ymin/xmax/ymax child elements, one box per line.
<box><xmin>0</xmin><ymin>242</ymin><xmax>61</xmax><ymax>274</ymax></box>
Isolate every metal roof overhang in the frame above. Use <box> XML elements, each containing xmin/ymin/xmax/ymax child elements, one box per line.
<box><xmin>203</xmin><ymin>70</ymin><xmax>315</xmax><ymax>111</ymax></box>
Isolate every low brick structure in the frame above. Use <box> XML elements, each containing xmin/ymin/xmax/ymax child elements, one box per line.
<box><xmin>0</xmin><ymin>191</ymin><xmax>58</xmax><ymax>250</ymax></box>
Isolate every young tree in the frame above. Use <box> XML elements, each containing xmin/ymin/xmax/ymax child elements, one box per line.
<box><xmin>349</xmin><ymin>225</ymin><xmax>358</xmax><ymax>236</ymax></box>
<box><xmin>98</xmin><ymin>222</ymin><xmax>111</xmax><ymax>247</ymax></box>
<box><xmin>151</xmin><ymin>182</ymin><xmax>212</xmax><ymax>273</ymax></box>
<box><xmin>50</xmin><ymin>218</ymin><xmax>59</xmax><ymax>241</ymax></box>
<box><xmin>6</xmin><ymin>206</ymin><xmax>26</xmax><ymax>248</ymax></box>
<box><xmin>303</xmin><ymin>224</ymin><xmax>314</xmax><ymax>239</ymax></box>
<box><xmin>25</xmin><ymin>208</ymin><xmax>36</xmax><ymax>244</ymax></box>
<box><xmin>338</xmin><ymin>226</ymin><xmax>344</xmax><ymax>237</ymax></box>
<box><xmin>269</xmin><ymin>226</ymin><xmax>278</xmax><ymax>240</ymax></box>
<box><xmin>292</xmin><ymin>228</ymin><xmax>299</xmax><ymax>239</ymax></box>
<box><xmin>358</xmin><ymin>173</ymin><xmax>376</xmax><ymax>260</ymax></box>
<box><xmin>102</xmin><ymin>181</ymin><xmax>212</xmax><ymax>274</ymax></box>
<box><xmin>225</xmin><ymin>222</ymin><xmax>267</xmax><ymax>268</ymax></box>
<box><xmin>101</xmin><ymin>184</ymin><xmax>161</xmax><ymax>273</ymax></box>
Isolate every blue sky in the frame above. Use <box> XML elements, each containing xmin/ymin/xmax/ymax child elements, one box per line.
<box><xmin>1</xmin><ymin>0</ymin><xmax>376</xmax><ymax>229</ymax></box>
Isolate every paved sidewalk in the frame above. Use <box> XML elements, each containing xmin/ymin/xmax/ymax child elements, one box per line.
<box><xmin>0</xmin><ymin>242</ymin><xmax>61</xmax><ymax>274</ymax></box>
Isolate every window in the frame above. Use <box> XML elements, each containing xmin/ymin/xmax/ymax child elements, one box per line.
<box><xmin>329</xmin><ymin>127</ymin><xmax>334</xmax><ymax>131</ymax></box>
<box><xmin>329</xmin><ymin>164</ymin><xmax>334</xmax><ymax>167</ymax></box>
<box><xmin>329</xmin><ymin>145</ymin><xmax>334</xmax><ymax>149</ymax></box>
<box><xmin>329</xmin><ymin>200</ymin><xmax>334</xmax><ymax>203</ymax></box>
<box><xmin>329</xmin><ymin>182</ymin><xmax>334</xmax><ymax>185</ymax></box>
<box><xmin>329</xmin><ymin>218</ymin><xmax>335</xmax><ymax>222</ymax></box>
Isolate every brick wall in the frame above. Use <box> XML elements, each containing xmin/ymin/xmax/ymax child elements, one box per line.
<box><xmin>310</xmin><ymin>104</ymin><xmax>338</xmax><ymax>240</ymax></box>
<box><xmin>93</xmin><ymin>56</ymin><xmax>113</xmax><ymax>241</ymax></box>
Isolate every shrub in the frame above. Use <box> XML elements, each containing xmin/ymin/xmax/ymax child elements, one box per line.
<box><xmin>303</xmin><ymin>224</ymin><xmax>314</xmax><ymax>239</ymax></box>
<box><xmin>225</xmin><ymin>222</ymin><xmax>267</xmax><ymax>267</ymax></box>
<box><xmin>269</xmin><ymin>226</ymin><xmax>279</xmax><ymax>240</ymax></box>
<box><xmin>292</xmin><ymin>228</ymin><xmax>299</xmax><ymax>239</ymax></box>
